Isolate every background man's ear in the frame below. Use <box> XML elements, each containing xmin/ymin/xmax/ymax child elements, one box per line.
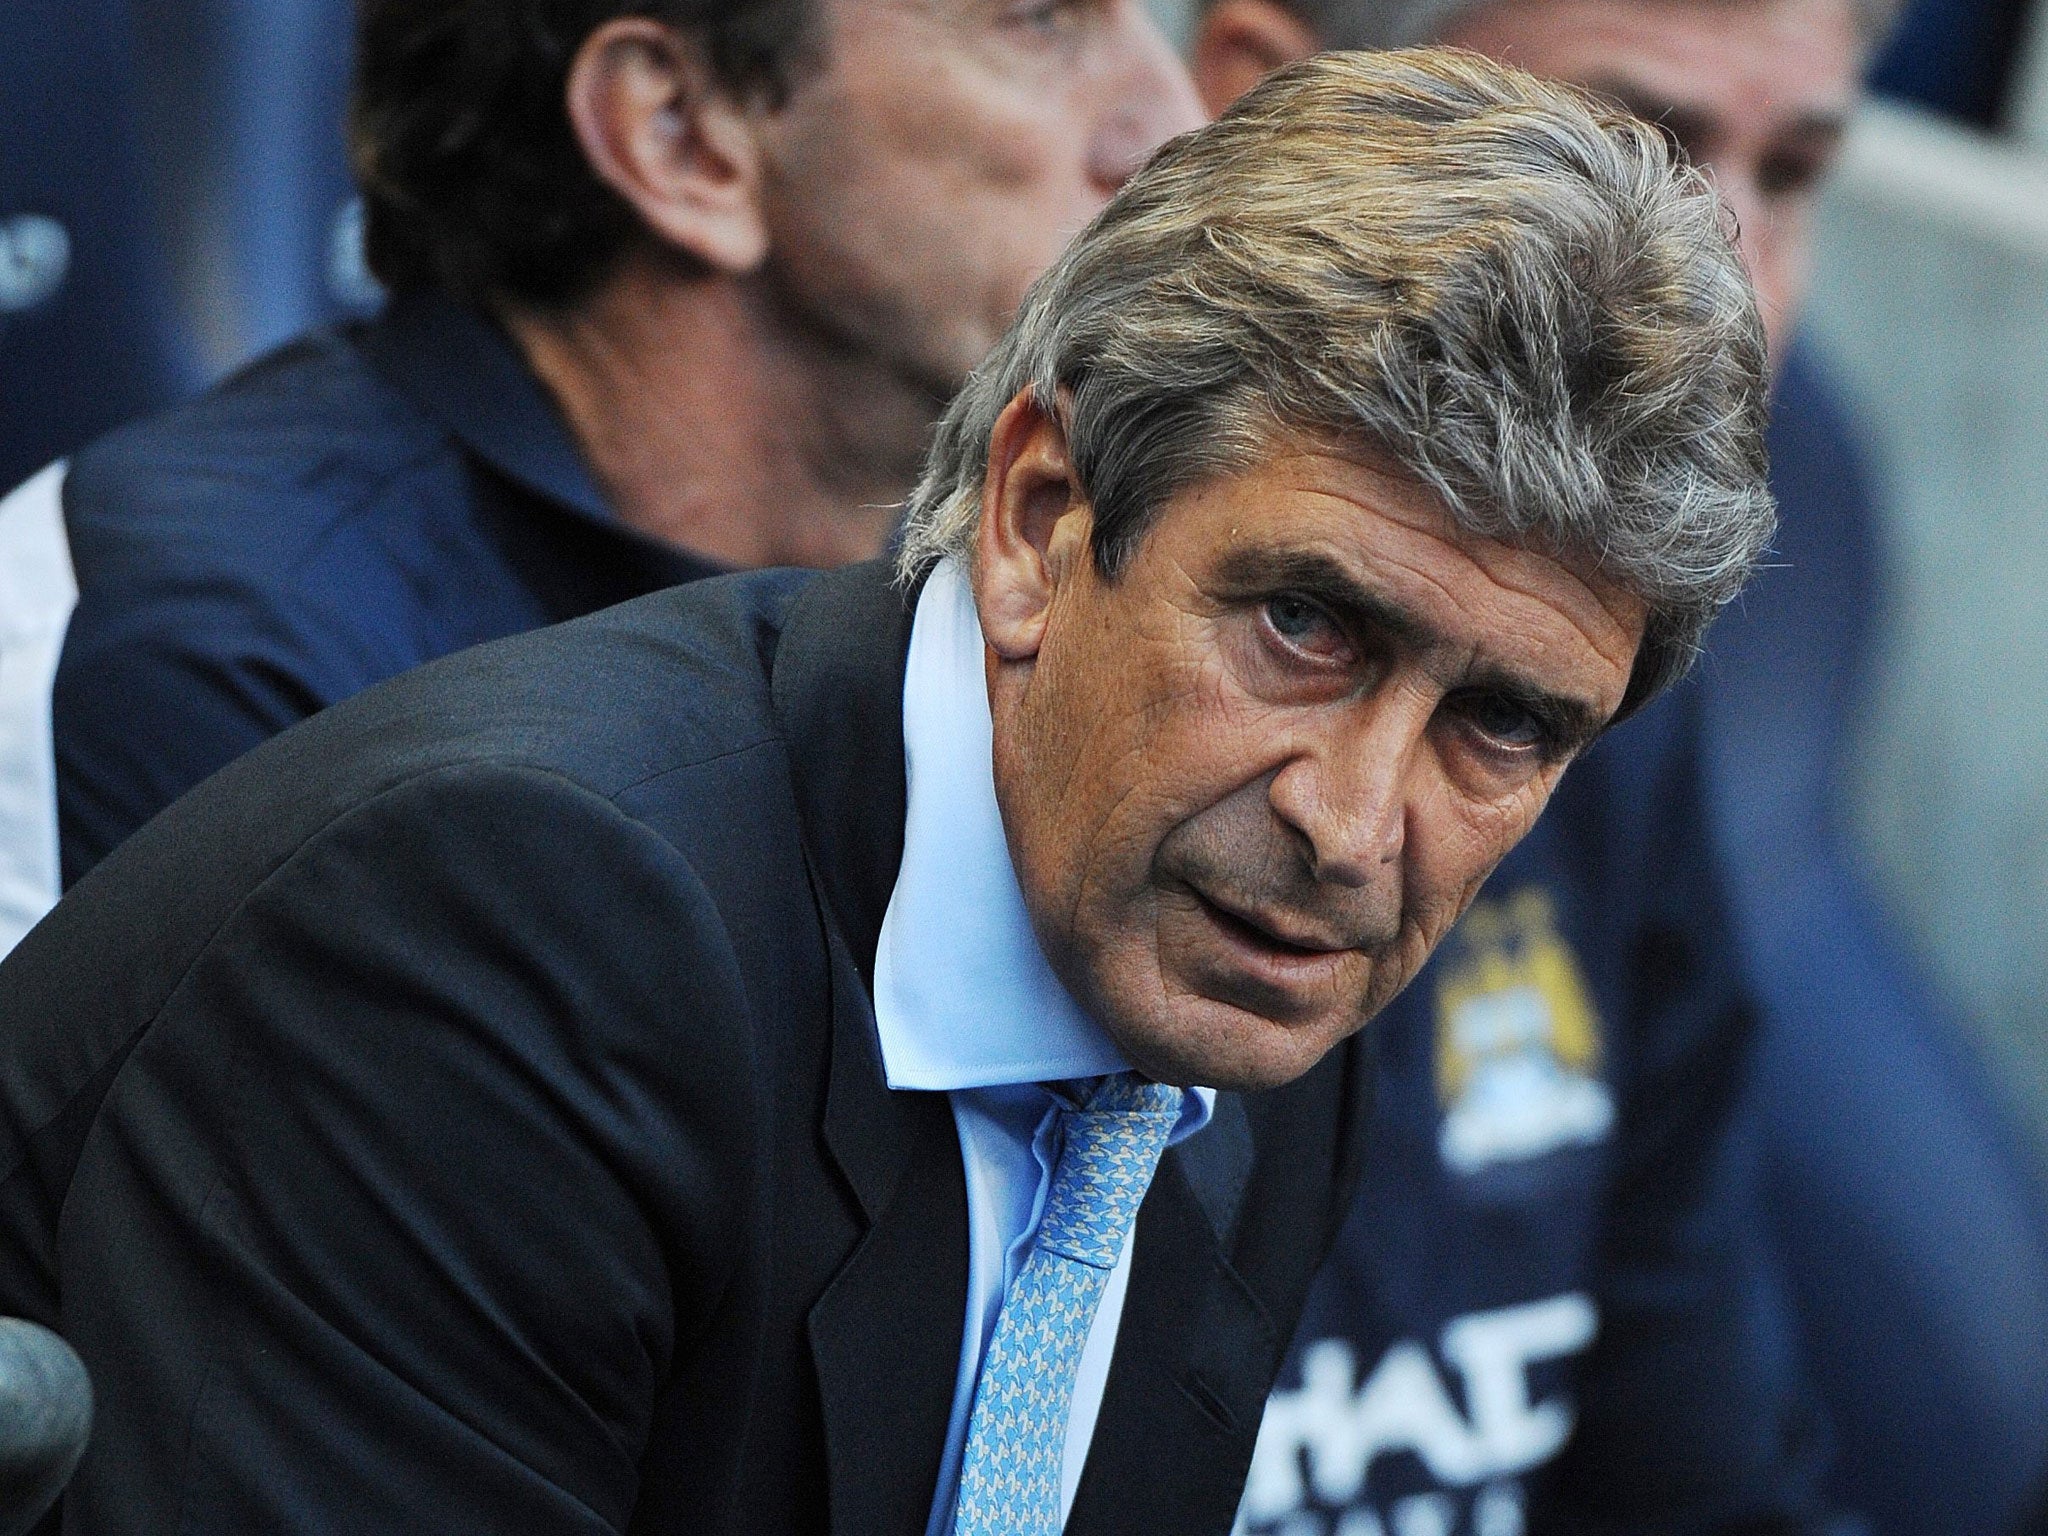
<box><xmin>975</xmin><ymin>390</ymin><xmax>1093</xmax><ymax>663</ymax></box>
<box><xmin>564</xmin><ymin>17</ymin><xmax>770</xmax><ymax>275</ymax></box>
<box><xmin>1191</xmin><ymin>0</ymin><xmax>1324</xmax><ymax>117</ymax></box>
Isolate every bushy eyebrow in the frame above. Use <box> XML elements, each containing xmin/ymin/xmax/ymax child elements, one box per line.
<box><xmin>1211</xmin><ymin>544</ymin><xmax>1611</xmax><ymax>755</ymax></box>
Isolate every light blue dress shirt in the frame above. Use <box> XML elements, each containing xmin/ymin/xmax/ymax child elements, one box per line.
<box><xmin>873</xmin><ymin>558</ymin><xmax>1216</xmax><ymax>1536</ymax></box>
<box><xmin>0</xmin><ymin>462</ymin><xmax>74</xmax><ymax>957</ymax></box>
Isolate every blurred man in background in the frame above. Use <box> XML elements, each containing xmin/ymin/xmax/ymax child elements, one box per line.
<box><xmin>22</xmin><ymin>0</ymin><xmax>1197</xmax><ymax>906</ymax></box>
<box><xmin>1195</xmin><ymin>3</ymin><xmax>2048</xmax><ymax>1533</ymax></box>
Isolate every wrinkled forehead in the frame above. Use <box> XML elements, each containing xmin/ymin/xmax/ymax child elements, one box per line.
<box><xmin>1197</xmin><ymin>430</ymin><xmax>1646</xmax><ymax>634</ymax></box>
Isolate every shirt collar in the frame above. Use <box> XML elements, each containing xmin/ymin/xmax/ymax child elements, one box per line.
<box><xmin>356</xmin><ymin>289</ymin><xmax>614</xmax><ymax>528</ymax></box>
<box><xmin>872</xmin><ymin>560</ymin><xmax>1215</xmax><ymax>1126</ymax></box>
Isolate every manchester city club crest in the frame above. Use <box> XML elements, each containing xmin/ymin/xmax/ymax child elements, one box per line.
<box><xmin>1433</xmin><ymin>888</ymin><xmax>1613</xmax><ymax>1175</ymax></box>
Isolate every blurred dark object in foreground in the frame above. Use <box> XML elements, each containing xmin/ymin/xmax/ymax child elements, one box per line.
<box><xmin>0</xmin><ymin>1318</ymin><xmax>90</xmax><ymax>1536</ymax></box>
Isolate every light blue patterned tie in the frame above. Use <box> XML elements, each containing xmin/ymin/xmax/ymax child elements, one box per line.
<box><xmin>951</xmin><ymin>1071</ymin><xmax>1186</xmax><ymax>1536</ymax></box>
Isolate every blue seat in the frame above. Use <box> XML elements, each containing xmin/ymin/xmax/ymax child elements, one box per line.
<box><xmin>130</xmin><ymin>0</ymin><xmax>375</xmax><ymax>378</ymax></box>
<box><xmin>1867</xmin><ymin>0</ymin><xmax>2036</xmax><ymax>128</ymax></box>
<box><xmin>0</xmin><ymin>0</ymin><xmax>373</xmax><ymax>496</ymax></box>
<box><xmin>0</xmin><ymin>0</ymin><xmax>194</xmax><ymax>492</ymax></box>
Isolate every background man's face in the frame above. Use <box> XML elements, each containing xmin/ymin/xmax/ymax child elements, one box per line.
<box><xmin>1438</xmin><ymin>0</ymin><xmax>1860</xmax><ymax>361</ymax></box>
<box><xmin>988</xmin><ymin>451</ymin><xmax>1644</xmax><ymax>1091</ymax></box>
<box><xmin>755</xmin><ymin>0</ymin><xmax>1203</xmax><ymax>400</ymax></box>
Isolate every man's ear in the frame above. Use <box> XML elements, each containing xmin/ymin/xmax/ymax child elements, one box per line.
<box><xmin>974</xmin><ymin>390</ymin><xmax>1093</xmax><ymax>663</ymax></box>
<box><xmin>1191</xmin><ymin>0</ymin><xmax>1324</xmax><ymax>116</ymax></box>
<box><xmin>564</xmin><ymin>17</ymin><xmax>770</xmax><ymax>275</ymax></box>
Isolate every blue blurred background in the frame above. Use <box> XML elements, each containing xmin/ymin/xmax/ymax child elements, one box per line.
<box><xmin>0</xmin><ymin>0</ymin><xmax>371</xmax><ymax>496</ymax></box>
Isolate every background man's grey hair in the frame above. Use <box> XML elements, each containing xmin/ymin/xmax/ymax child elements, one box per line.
<box><xmin>898</xmin><ymin>48</ymin><xmax>1774</xmax><ymax>715</ymax></box>
<box><xmin>1245</xmin><ymin>0</ymin><xmax>1906</xmax><ymax>55</ymax></box>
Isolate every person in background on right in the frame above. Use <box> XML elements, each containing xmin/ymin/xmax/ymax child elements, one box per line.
<box><xmin>1195</xmin><ymin>2</ymin><xmax>2048</xmax><ymax>1533</ymax></box>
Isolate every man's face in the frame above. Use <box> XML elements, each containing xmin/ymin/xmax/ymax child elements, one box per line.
<box><xmin>985</xmin><ymin>446</ymin><xmax>1644</xmax><ymax>1091</ymax></box>
<box><xmin>754</xmin><ymin>0</ymin><xmax>1203</xmax><ymax>398</ymax></box>
<box><xmin>1440</xmin><ymin>0</ymin><xmax>1860</xmax><ymax>361</ymax></box>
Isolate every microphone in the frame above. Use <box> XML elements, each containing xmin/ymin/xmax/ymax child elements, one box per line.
<box><xmin>0</xmin><ymin>1319</ymin><xmax>91</xmax><ymax>1536</ymax></box>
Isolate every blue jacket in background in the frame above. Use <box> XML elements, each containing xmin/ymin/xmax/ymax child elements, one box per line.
<box><xmin>53</xmin><ymin>292</ymin><xmax>720</xmax><ymax>885</ymax></box>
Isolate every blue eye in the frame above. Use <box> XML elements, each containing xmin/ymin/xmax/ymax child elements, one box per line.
<box><xmin>1458</xmin><ymin>691</ymin><xmax>1546</xmax><ymax>751</ymax></box>
<box><xmin>1263</xmin><ymin>594</ymin><xmax>1352</xmax><ymax>662</ymax></box>
<box><xmin>1268</xmin><ymin>595</ymin><xmax>1319</xmax><ymax>638</ymax></box>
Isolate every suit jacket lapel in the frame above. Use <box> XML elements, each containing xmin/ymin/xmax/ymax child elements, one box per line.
<box><xmin>772</xmin><ymin>558</ymin><xmax>920</xmax><ymax>1222</ymax></box>
<box><xmin>770</xmin><ymin>559</ymin><xmax>920</xmax><ymax>992</ymax></box>
<box><xmin>804</xmin><ymin>918</ymin><xmax>966</xmax><ymax>1536</ymax></box>
<box><xmin>773</xmin><ymin>562</ymin><xmax>965</xmax><ymax>1536</ymax></box>
<box><xmin>769</xmin><ymin>562</ymin><xmax>1283</xmax><ymax>1535</ymax></box>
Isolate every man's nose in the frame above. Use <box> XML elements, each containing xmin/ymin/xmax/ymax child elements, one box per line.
<box><xmin>1265</xmin><ymin>699</ymin><xmax>1427</xmax><ymax>890</ymax></box>
<box><xmin>1087</xmin><ymin>3</ymin><xmax>1207</xmax><ymax>194</ymax></box>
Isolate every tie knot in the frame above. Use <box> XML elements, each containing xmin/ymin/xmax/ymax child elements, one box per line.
<box><xmin>1036</xmin><ymin>1072</ymin><xmax>1185</xmax><ymax>1270</ymax></box>
<box><xmin>1081</xmin><ymin>1070</ymin><xmax>1186</xmax><ymax>1117</ymax></box>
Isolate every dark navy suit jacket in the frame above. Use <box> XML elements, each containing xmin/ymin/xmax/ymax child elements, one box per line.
<box><xmin>0</xmin><ymin>561</ymin><xmax>1376</xmax><ymax>1534</ymax></box>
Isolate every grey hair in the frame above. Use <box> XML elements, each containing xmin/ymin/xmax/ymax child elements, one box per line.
<box><xmin>896</xmin><ymin>47</ymin><xmax>1774</xmax><ymax>715</ymax></box>
<box><xmin>1261</xmin><ymin>0</ymin><xmax>1907</xmax><ymax>58</ymax></box>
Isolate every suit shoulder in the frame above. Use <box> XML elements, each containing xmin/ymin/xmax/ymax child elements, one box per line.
<box><xmin>53</xmin><ymin>566</ymin><xmax>818</xmax><ymax>971</ymax></box>
<box><xmin>0</xmin><ymin>748</ymin><xmax>773</xmax><ymax>1344</ymax></box>
<box><xmin>286</xmin><ymin>568</ymin><xmax>816</xmax><ymax>799</ymax></box>
<box><xmin>1</xmin><ymin>572</ymin><xmax>821</xmax><ymax>1202</ymax></box>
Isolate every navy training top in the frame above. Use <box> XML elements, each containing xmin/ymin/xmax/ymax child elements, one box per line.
<box><xmin>53</xmin><ymin>291</ymin><xmax>721</xmax><ymax>884</ymax></box>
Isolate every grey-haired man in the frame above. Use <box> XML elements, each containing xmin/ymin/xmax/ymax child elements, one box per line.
<box><xmin>0</xmin><ymin>52</ymin><xmax>1774</xmax><ymax>1536</ymax></box>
